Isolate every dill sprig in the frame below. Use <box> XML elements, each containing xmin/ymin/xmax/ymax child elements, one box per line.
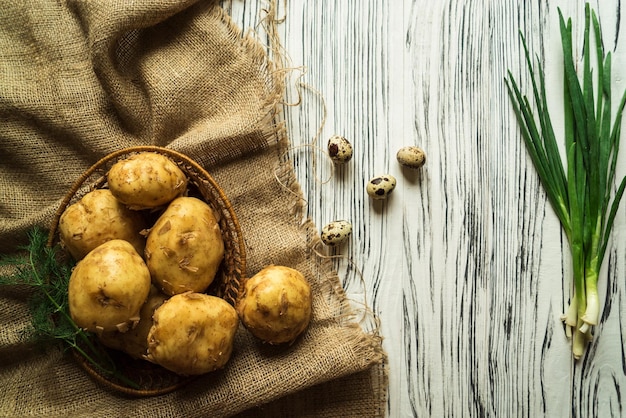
<box><xmin>0</xmin><ymin>227</ymin><xmax>139</xmax><ymax>389</ymax></box>
<box><xmin>506</xmin><ymin>3</ymin><xmax>626</xmax><ymax>359</ymax></box>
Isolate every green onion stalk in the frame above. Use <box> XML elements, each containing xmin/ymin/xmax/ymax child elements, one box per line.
<box><xmin>506</xmin><ymin>3</ymin><xmax>626</xmax><ymax>359</ymax></box>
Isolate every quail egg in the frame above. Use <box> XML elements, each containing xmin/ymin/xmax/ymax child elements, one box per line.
<box><xmin>327</xmin><ymin>135</ymin><xmax>353</xmax><ymax>164</ymax></box>
<box><xmin>396</xmin><ymin>146</ymin><xmax>426</xmax><ymax>169</ymax></box>
<box><xmin>321</xmin><ymin>220</ymin><xmax>353</xmax><ymax>246</ymax></box>
<box><xmin>366</xmin><ymin>174</ymin><xmax>396</xmax><ymax>200</ymax></box>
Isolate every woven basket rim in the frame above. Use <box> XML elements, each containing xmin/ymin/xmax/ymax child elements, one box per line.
<box><xmin>47</xmin><ymin>146</ymin><xmax>246</xmax><ymax>397</ymax></box>
<box><xmin>47</xmin><ymin>146</ymin><xmax>245</xmax><ymax>257</ymax></box>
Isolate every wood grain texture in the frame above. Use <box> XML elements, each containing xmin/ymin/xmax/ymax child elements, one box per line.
<box><xmin>226</xmin><ymin>1</ymin><xmax>626</xmax><ymax>416</ymax></box>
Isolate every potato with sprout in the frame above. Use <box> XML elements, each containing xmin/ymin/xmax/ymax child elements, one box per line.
<box><xmin>58</xmin><ymin>189</ymin><xmax>146</xmax><ymax>261</ymax></box>
<box><xmin>236</xmin><ymin>265</ymin><xmax>312</xmax><ymax>344</ymax></box>
<box><xmin>68</xmin><ymin>239</ymin><xmax>151</xmax><ymax>334</ymax></box>
<box><xmin>146</xmin><ymin>292</ymin><xmax>239</xmax><ymax>375</ymax></box>
<box><xmin>145</xmin><ymin>196</ymin><xmax>224</xmax><ymax>296</ymax></box>
<box><xmin>107</xmin><ymin>152</ymin><xmax>187</xmax><ymax>210</ymax></box>
<box><xmin>97</xmin><ymin>285</ymin><xmax>168</xmax><ymax>359</ymax></box>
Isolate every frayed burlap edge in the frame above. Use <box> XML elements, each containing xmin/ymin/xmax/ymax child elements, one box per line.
<box><xmin>174</xmin><ymin>4</ymin><xmax>288</xmax><ymax>168</ymax></box>
<box><xmin>217</xmin><ymin>1</ymin><xmax>389</xmax><ymax>413</ymax></box>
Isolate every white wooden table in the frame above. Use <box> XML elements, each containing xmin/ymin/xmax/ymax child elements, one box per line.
<box><xmin>227</xmin><ymin>1</ymin><xmax>626</xmax><ymax>416</ymax></box>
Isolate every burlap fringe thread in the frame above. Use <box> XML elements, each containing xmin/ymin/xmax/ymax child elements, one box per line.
<box><xmin>260</xmin><ymin>0</ymin><xmax>389</xmax><ymax>401</ymax></box>
<box><xmin>219</xmin><ymin>0</ymin><xmax>389</xmax><ymax>410</ymax></box>
<box><xmin>219</xmin><ymin>0</ymin><xmax>388</xmax><ymax>366</ymax></box>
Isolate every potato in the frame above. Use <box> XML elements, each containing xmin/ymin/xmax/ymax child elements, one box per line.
<box><xmin>68</xmin><ymin>239</ymin><xmax>152</xmax><ymax>333</ymax></box>
<box><xmin>107</xmin><ymin>152</ymin><xmax>187</xmax><ymax>210</ymax></box>
<box><xmin>145</xmin><ymin>196</ymin><xmax>224</xmax><ymax>296</ymax></box>
<box><xmin>146</xmin><ymin>293</ymin><xmax>239</xmax><ymax>375</ymax></box>
<box><xmin>236</xmin><ymin>265</ymin><xmax>312</xmax><ymax>344</ymax></box>
<box><xmin>97</xmin><ymin>285</ymin><xmax>168</xmax><ymax>359</ymax></box>
<box><xmin>58</xmin><ymin>189</ymin><xmax>146</xmax><ymax>261</ymax></box>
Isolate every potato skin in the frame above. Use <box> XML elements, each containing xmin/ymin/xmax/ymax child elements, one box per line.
<box><xmin>146</xmin><ymin>293</ymin><xmax>239</xmax><ymax>375</ymax></box>
<box><xmin>97</xmin><ymin>285</ymin><xmax>167</xmax><ymax>359</ymax></box>
<box><xmin>59</xmin><ymin>189</ymin><xmax>146</xmax><ymax>261</ymax></box>
<box><xmin>145</xmin><ymin>196</ymin><xmax>224</xmax><ymax>296</ymax></box>
<box><xmin>107</xmin><ymin>152</ymin><xmax>187</xmax><ymax>210</ymax></box>
<box><xmin>68</xmin><ymin>240</ymin><xmax>152</xmax><ymax>333</ymax></box>
<box><xmin>236</xmin><ymin>265</ymin><xmax>312</xmax><ymax>344</ymax></box>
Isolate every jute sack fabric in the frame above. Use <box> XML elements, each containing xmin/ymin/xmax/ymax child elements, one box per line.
<box><xmin>0</xmin><ymin>0</ymin><xmax>387</xmax><ymax>417</ymax></box>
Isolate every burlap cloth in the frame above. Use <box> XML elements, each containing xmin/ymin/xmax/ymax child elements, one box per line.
<box><xmin>0</xmin><ymin>0</ymin><xmax>387</xmax><ymax>416</ymax></box>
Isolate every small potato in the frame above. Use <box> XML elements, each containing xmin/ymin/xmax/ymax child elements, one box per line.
<box><xmin>107</xmin><ymin>152</ymin><xmax>187</xmax><ymax>210</ymax></box>
<box><xmin>236</xmin><ymin>265</ymin><xmax>312</xmax><ymax>345</ymax></box>
<box><xmin>68</xmin><ymin>240</ymin><xmax>151</xmax><ymax>333</ymax></box>
<box><xmin>146</xmin><ymin>293</ymin><xmax>239</xmax><ymax>375</ymax></box>
<box><xmin>59</xmin><ymin>189</ymin><xmax>146</xmax><ymax>261</ymax></box>
<box><xmin>145</xmin><ymin>196</ymin><xmax>224</xmax><ymax>296</ymax></box>
<box><xmin>97</xmin><ymin>285</ymin><xmax>168</xmax><ymax>359</ymax></box>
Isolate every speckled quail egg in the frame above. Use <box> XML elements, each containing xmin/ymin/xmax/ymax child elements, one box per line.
<box><xmin>396</xmin><ymin>146</ymin><xmax>426</xmax><ymax>169</ymax></box>
<box><xmin>366</xmin><ymin>174</ymin><xmax>396</xmax><ymax>200</ymax></box>
<box><xmin>327</xmin><ymin>135</ymin><xmax>353</xmax><ymax>164</ymax></box>
<box><xmin>321</xmin><ymin>220</ymin><xmax>353</xmax><ymax>246</ymax></box>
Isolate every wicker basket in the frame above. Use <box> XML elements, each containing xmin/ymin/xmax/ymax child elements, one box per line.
<box><xmin>47</xmin><ymin>146</ymin><xmax>246</xmax><ymax>396</ymax></box>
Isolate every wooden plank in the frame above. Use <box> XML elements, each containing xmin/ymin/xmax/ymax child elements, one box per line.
<box><xmin>226</xmin><ymin>0</ymin><xmax>626</xmax><ymax>416</ymax></box>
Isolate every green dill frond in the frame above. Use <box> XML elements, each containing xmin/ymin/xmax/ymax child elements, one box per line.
<box><xmin>0</xmin><ymin>227</ymin><xmax>140</xmax><ymax>389</ymax></box>
<box><xmin>1</xmin><ymin>227</ymin><xmax>76</xmax><ymax>344</ymax></box>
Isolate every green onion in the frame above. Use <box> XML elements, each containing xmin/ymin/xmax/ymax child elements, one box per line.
<box><xmin>505</xmin><ymin>3</ymin><xmax>626</xmax><ymax>359</ymax></box>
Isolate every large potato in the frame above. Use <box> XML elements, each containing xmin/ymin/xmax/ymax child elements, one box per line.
<box><xmin>107</xmin><ymin>152</ymin><xmax>187</xmax><ymax>210</ymax></box>
<box><xmin>97</xmin><ymin>285</ymin><xmax>168</xmax><ymax>359</ymax></box>
<box><xmin>146</xmin><ymin>293</ymin><xmax>239</xmax><ymax>375</ymax></box>
<box><xmin>58</xmin><ymin>189</ymin><xmax>146</xmax><ymax>261</ymax></box>
<box><xmin>145</xmin><ymin>196</ymin><xmax>224</xmax><ymax>296</ymax></box>
<box><xmin>236</xmin><ymin>265</ymin><xmax>312</xmax><ymax>344</ymax></box>
<box><xmin>68</xmin><ymin>239</ymin><xmax>152</xmax><ymax>333</ymax></box>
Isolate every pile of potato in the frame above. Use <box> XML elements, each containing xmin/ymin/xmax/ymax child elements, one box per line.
<box><xmin>59</xmin><ymin>152</ymin><xmax>312</xmax><ymax>377</ymax></box>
